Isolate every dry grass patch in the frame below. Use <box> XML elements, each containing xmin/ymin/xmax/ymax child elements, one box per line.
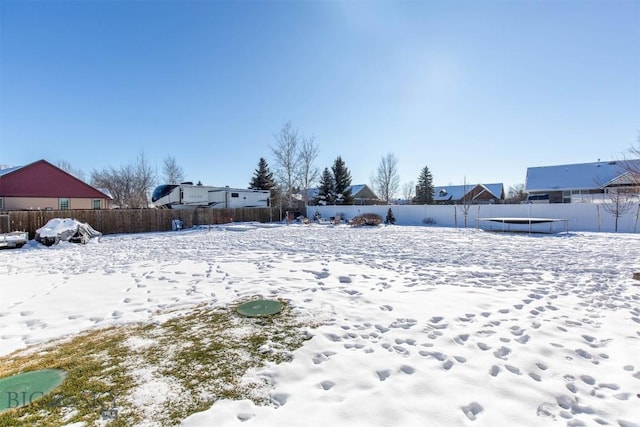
<box><xmin>0</xmin><ymin>299</ymin><xmax>314</xmax><ymax>426</ymax></box>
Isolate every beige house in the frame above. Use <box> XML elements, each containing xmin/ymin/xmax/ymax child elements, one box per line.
<box><xmin>0</xmin><ymin>160</ymin><xmax>111</xmax><ymax>210</ymax></box>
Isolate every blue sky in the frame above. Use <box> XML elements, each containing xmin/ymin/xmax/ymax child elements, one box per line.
<box><xmin>1</xmin><ymin>0</ymin><xmax>638</xmax><ymax>195</ymax></box>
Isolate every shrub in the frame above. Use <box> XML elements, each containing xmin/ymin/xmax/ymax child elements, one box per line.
<box><xmin>350</xmin><ymin>213</ymin><xmax>383</xmax><ymax>227</ymax></box>
<box><xmin>423</xmin><ymin>217</ymin><xmax>437</xmax><ymax>225</ymax></box>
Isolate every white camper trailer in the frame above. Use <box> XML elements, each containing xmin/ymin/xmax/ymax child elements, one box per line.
<box><xmin>151</xmin><ymin>183</ymin><xmax>270</xmax><ymax>209</ymax></box>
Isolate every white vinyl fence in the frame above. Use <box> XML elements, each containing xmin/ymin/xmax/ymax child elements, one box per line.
<box><xmin>307</xmin><ymin>203</ymin><xmax>640</xmax><ymax>233</ymax></box>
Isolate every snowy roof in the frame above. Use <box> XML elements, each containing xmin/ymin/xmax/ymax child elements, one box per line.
<box><xmin>433</xmin><ymin>185</ymin><xmax>468</xmax><ymax>201</ymax></box>
<box><xmin>301</xmin><ymin>184</ymin><xmax>376</xmax><ymax>200</ymax></box>
<box><xmin>483</xmin><ymin>183</ymin><xmax>504</xmax><ymax>199</ymax></box>
<box><xmin>97</xmin><ymin>188</ymin><xmax>113</xmax><ymax>199</ymax></box>
<box><xmin>433</xmin><ymin>183</ymin><xmax>503</xmax><ymax>201</ymax></box>
<box><xmin>0</xmin><ymin>165</ymin><xmax>22</xmax><ymax>177</ymax></box>
<box><xmin>525</xmin><ymin>160</ymin><xmax>640</xmax><ymax>192</ymax></box>
<box><xmin>350</xmin><ymin>184</ymin><xmax>366</xmax><ymax>196</ymax></box>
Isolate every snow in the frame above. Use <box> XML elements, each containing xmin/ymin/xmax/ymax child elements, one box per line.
<box><xmin>35</xmin><ymin>218</ymin><xmax>82</xmax><ymax>238</ymax></box>
<box><xmin>34</xmin><ymin>218</ymin><xmax>102</xmax><ymax>246</ymax></box>
<box><xmin>1</xmin><ymin>225</ymin><xmax>639</xmax><ymax>426</ymax></box>
<box><xmin>0</xmin><ymin>232</ymin><xmax>28</xmax><ymax>243</ymax></box>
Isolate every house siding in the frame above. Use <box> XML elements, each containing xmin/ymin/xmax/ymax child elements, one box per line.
<box><xmin>3</xmin><ymin>197</ymin><xmax>106</xmax><ymax>210</ymax></box>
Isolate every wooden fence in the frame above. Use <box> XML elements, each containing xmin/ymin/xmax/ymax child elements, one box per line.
<box><xmin>0</xmin><ymin>208</ymin><xmax>277</xmax><ymax>238</ymax></box>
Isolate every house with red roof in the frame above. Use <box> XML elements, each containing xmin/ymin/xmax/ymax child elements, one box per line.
<box><xmin>0</xmin><ymin>159</ymin><xmax>111</xmax><ymax>210</ymax></box>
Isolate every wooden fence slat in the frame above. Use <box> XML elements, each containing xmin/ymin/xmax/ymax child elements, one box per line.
<box><xmin>0</xmin><ymin>208</ymin><xmax>272</xmax><ymax>239</ymax></box>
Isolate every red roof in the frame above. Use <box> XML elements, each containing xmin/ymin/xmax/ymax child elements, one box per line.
<box><xmin>0</xmin><ymin>159</ymin><xmax>109</xmax><ymax>199</ymax></box>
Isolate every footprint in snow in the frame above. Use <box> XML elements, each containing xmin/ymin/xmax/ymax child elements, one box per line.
<box><xmin>312</xmin><ymin>351</ymin><xmax>337</xmax><ymax>365</ymax></box>
<box><xmin>461</xmin><ymin>402</ymin><xmax>484</xmax><ymax>421</ymax></box>
<box><xmin>419</xmin><ymin>351</ymin><xmax>446</xmax><ymax>361</ymax></box>
<box><xmin>580</xmin><ymin>375</ymin><xmax>596</xmax><ymax>385</ymax></box>
<box><xmin>505</xmin><ymin>365</ymin><xmax>521</xmax><ymax>375</ymax></box>
<box><xmin>376</xmin><ymin>369</ymin><xmax>391</xmax><ymax>381</ymax></box>
<box><xmin>237</xmin><ymin>413</ymin><xmax>255</xmax><ymax>422</ymax></box>
<box><xmin>320</xmin><ymin>380</ymin><xmax>335</xmax><ymax>390</ymax></box>
<box><xmin>489</xmin><ymin>365</ymin><xmax>500</xmax><ymax>377</ymax></box>
<box><xmin>454</xmin><ymin>334</ymin><xmax>469</xmax><ymax>345</ymax></box>
<box><xmin>400</xmin><ymin>365</ymin><xmax>415</xmax><ymax>374</ymax></box>
<box><xmin>477</xmin><ymin>342</ymin><xmax>491</xmax><ymax>351</ymax></box>
<box><xmin>493</xmin><ymin>346</ymin><xmax>511</xmax><ymax>360</ymax></box>
<box><xmin>270</xmin><ymin>393</ymin><xmax>288</xmax><ymax>407</ymax></box>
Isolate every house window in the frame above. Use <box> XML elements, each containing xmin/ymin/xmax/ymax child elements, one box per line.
<box><xmin>92</xmin><ymin>199</ymin><xmax>101</xmax><ymax>209</ymax></box>
<box><xmin>0</xmin><ymin>197</ymin><xmax>3</xmax><ymax>210</ymax></box>
<box><xmin>59</xmin><ymin>198</ymin><xmax>70</xmax><ymax>210</ymax></box>
<box><xmin>231</xmin><ymin>192</ymin><xmax>239</xmax><ymax>198</ymax></box>
<box><xmin>562</xmin><ymin>191</ymin><xmax>571</xmax><ymax>203</ymax></box>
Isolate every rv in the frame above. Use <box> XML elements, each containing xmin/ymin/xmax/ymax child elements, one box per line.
<box><xmin>151</xmin><ymin>183</ymin><xmax>270</xmax><ymax>209</ymax></box>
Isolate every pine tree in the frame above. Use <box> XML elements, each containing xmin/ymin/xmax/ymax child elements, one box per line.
<box><xmin>316</xmin><ymin>167</ymin><xmax>334</xmax><ymax>205</ymax></box>
<box><xmin>415</xmin><ymin>165</ymin><xmax>434</xmax><ymax>204</ymax></box>
<box><xmin>332</xmin><ymin>156</ymin><xmax>353</xmax><ymax>204</ymax></box>
<box><xmin>385</xmin><ymin>208</ymin><xmax>396</xmax><ymax>224</ymax></box>
<box><xmin>249</xmin><ymin>158</ymin><xmax>276</xmax><ymax>190</ymax></box>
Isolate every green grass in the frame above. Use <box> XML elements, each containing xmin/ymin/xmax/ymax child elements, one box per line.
<box><xmin>0</xmin><ymin>299</ymin><xmax>314</xmax><ymax>426</ymax></box>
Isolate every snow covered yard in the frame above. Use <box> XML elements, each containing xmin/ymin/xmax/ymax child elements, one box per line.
<box><xmin>1</xmin><ymin>225</ymin><xmax>639</xmax><ymax>426</ymax></box>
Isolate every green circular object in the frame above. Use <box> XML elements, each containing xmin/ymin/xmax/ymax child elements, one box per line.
<box><xmin>237</xmin><ymin>299</ymin><xmax>283</xmax><ymax>317</ymax></box>
<box><xmin>0</xmin><ymin>369</ymin><xmax>67</xmax><ymax>413</ymax></box>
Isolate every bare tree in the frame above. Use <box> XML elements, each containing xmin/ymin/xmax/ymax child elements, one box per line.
<box><xmin>133</xmin><ymin>151</ymin><xmax>156</xmax><ymax>207</ymax></box>
<box><xmin>56</xmin><ymin>160</ymin><xmax>86</xmax><ymax>181</ymax></box>
<box><xmin>622</xmin><ymin>132</ymin><xmax>640</xmax><ymax>186</ymax></box>
<box><xmin>506</xmin><ymin>183</ymin><xmax>527</xmax><ymax>204</ymax></box>
<box><xmin>271</xmin><ymin>121</ymin><xmax>301</xmax><ymax>208</ymax></box>
<box><xmin>460</xmin><ymin>177</ymin><xmax>472</xmax><ymax>228</ymax></box>
<box><xmin>402</xmin><ymin>181</ymin><xmax>415</xmax><ymax>204</ymax></box>
<box><xmin>162</xmin><ymin>156</ymin><xmax>185</xmax><ymax>184</ymax></box>
<box><xmin>600</xmin><ymin>188</ymin><xmax>636</xmax><ymax>232</ymax></box>
<box><xmin>91</xmin><ymin>165</ymin><xmax>133</xmax><ymax>208</ymax></box>
<box><xmin>374</xmin><ymin>153</ymin><xmax>400</xmax><ymax>203</ymax></box>
<box><xmin>297</xmin><ymin>134</ymin><xmax>320</xmax><ymax>205</ymax></box>
<box><xmin>91</xmin><ymin>151</ymin><xmax>156</xmax><ymax>208</ymax></box>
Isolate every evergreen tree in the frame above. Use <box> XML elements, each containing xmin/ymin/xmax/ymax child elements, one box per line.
<box><xmin>249</xmin><ymin>158</ymin><xmax>276</xmax><ymax>190</ymax></box>
<box><xmin>385</xmin><ymin>208</ymin><xmax>396</xmax><ymax>224</ymax></box>
<box><xmin>332</xmin><ymin>156</ymin><xmax>353</xmax><ymax>204</ymax></box>
<box><xmin>316</xmin><ymin>167</ymin><xmax>335</xmax><ymax>205</ymax></box>
<box><xmin>415</xmin><ymin>165</ymin><xmax>434</xmax><ymax>204</ymax></box>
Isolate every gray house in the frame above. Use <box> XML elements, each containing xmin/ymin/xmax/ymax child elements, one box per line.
<box><xmin>433</xmin><ymin>183</ymin><xmax>504</xmax><ymax>205</ymax></box>
<box><xmin>525</xmin><ymin>160</ymin><xmax>640</xmax><ymax>203</ymax></box>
